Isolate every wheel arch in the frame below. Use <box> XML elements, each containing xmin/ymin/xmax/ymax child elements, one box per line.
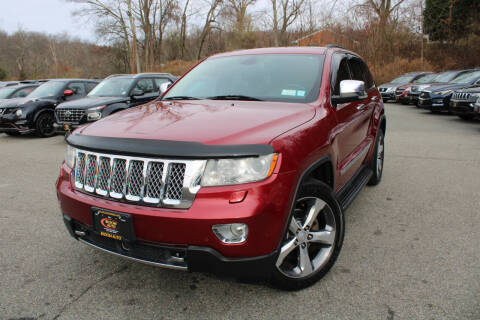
<box><xmin>33</xmin><ymin>107</ymin><xmax>55</xmax><ymax>123</ymax></box>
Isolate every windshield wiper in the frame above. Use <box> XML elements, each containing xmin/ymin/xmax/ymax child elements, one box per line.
<box><xmin>207</xmin><ymin>95</ymin><xmax>263</xmax><ymax>101</ymax></box>
<box><xmin>163</xmin><ymin>96</ymin><xmax>200</xmax><ymax>100</ymax></box>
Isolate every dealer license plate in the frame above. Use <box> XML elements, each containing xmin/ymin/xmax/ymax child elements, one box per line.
<box><xmin>92</xmin><ymin>208</ymin><xmax>135</xmax><ymax>242</ymax></box>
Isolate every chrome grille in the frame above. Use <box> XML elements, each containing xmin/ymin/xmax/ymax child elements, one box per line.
<box><xmin>73</xmin><ymin>149</ymin><xmax>206</xmax><ymax>209</ymax></box>
<box><xmin>452</xmin><ymin>92</ymin><xmax>471</xmax><ymax>101</ymax></box>
<box><xmin>56</xmin><ymin>108</ymin><xmax>85</xmax><ymax>123</ymax></box>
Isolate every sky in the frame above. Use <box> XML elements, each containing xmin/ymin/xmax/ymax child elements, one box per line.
<box><xmin>0</xmin><ymin>0</ymin><xmax>95</xmax><ymax>41</ymax></box>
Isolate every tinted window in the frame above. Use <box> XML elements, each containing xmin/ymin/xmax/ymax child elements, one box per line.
<box><xmin>332</xmin><ymin>55</ymin><xmax>351</xmax><ymax>95</ymax></box>
<box><xmin>360</xmin><ymin>60</ymin><xmax>375</xmax><ymax>88</ymax></box>
<box><xmin>414</xmin><ymin>73</ymin><xmax>437</xmax><ymax>83</ymax></box>
<box><xmin>68</xmin><ymin>82</ymin><xmax>86</xmax><ymax>96</ymax></box>
<box><xmin>451</xmin><ymin>71</ymin><xmax>480</xmax><ymax>84</ymax></box>
<box><xmin>391</xmin><ymin>75</ymin><xmax>416</xmax><ymax>84</ymax></box>
<box><xmin>85</xmin><ymin>82</ymin><xmax>98</xmax><ymax>93</ymax></box>
<box><xmin>28</xmin><ymin>81</ymin><xmax>65</xmax><ymax>99</ymax></box>
<box><xmin>154</xmin><ymin>78</ymin><xmax>172</xmax><ymax>88</ymax></box>
<box><xmin>135</xmin><ymin>79</ymin><xmax>155</xmax><ymax>94</ymax></box>
<box><xmin>433</xmin><ymin>71</ymin><xmax>458</xmax><ymax>83</ymax></box>
<box><xmin>12</xmin><ymin>87</ymin><xmax>35</xmax><ymax>98</ymax></box>
<box><xmin>164</xmin><ymin>54</ymin><xmax>325</xmax><ymax>103</ymax></box>
<box><xmin>88</xmin><ymin>78</ymin><xmax>134</xmax><ymax>97</ymax></box>
<box><xmin>0</xmin><ymin>86</ymin><xmax>18</xmax><ymax>99</ymax></box>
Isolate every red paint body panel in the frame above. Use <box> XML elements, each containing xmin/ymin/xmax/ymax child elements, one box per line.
<box><xmin>57</xmin><ymin>47</ymin><xmax>385</xmax><ymax>260</ymax></box>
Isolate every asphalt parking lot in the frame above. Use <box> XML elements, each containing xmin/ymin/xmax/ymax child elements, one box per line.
<box><xmin>0</xmin><ymin>103</ymin><xmax>479</xmax><ymax>320</ymax></box>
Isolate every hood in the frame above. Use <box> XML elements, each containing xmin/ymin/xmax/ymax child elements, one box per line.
<box><xmin>455</xmin><ymin>85</ymin><xmax>480</xmax><ymax>94</ymax></box>
<box><xmin>57</xmin><ymin>96</ymin><xmax>128</xmax><ymax>109</ymax></box>
<box><xmin>0</xmin><ymin>97</ymin><xmax>28</xmax><ymax>108</ymax></box>
<box><xmin>424</xmin><ymin>83</ymin><xmax>469</xmax><ymax>93</ymax></box>
<box><xmin>76</xmin><ymin>100</ymin><xmax>316</xmax><ymax>145</ymax></box>
<box><xmin>378</xmin><ymin>83</ymin><xmax>398</xmax><ymax>89</ymax></box>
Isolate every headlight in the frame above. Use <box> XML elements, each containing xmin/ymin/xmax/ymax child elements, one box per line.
<box><xmin>433</xmin><ymin>89</ymin><xmax>453</xmax><ymax>96</ymax></box>
<box><xmin>15</xmin><ymin>109</ymin><xmax>22</xmax><ymax>117</ymax></box>
<box><xmin>386</xmin><ymin>87</ymin><xmax>395</xmax><ymax>92</ymax></box>
<box><xmin>87</xmin><ymin>105</ymin><xmax>105</xmax><ymax>121</ymax></box>
<box><xmin>201</xmin><ymin>153</ymin><xmax>278</xmax><ymax>186</ymax></box>
<box><xmin>65</xmin><ymin>145</ymin><xmax>76</xmax><ymax>168</ymax></box>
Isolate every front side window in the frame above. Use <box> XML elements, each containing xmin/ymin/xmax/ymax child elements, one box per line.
<box><xmin>28</xmin><ymin>81</ymin><xmax>65</xmax><ymax>99</ymax></box>
<box><xmin>332</xmin><ymin>55</ymin><xmax>351</xmax><ymax>95</ymax></box>
<box><xmin>433</xmin><ymin>72</ymin><xmax>458</xmax><ymax>83</ymax></box>
<box><xmin>67</xmin><ymin>82</ymin><xmax>86</xmax><ymax>96</ymax></box>
<box><xmin>134</xmin><ymin>79</ymin><xmax>155</xmax><ymax>94</ymax></box>
<box><xmin>164</xmin><ymin>54</ymin><xmax>325</xmax><ymax>103</ymax></box>
<box><xmin>414</xmin><ymin>74</ymin><xmax>437</xmax><ymax>83</ymax></box>
<box><xmin>88</xmin><ymin>78</ymin><xmax>134</xmax><ymax>97</ymax></box>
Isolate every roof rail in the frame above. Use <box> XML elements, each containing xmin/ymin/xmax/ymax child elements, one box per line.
<box><xmin>326</xmin><ymin>44</ymin><xmax>345</xmax><ymax>49</ymax></box>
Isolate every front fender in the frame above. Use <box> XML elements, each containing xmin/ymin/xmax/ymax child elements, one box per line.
<box><xmin>103</xmin><ymin>103</ymin><xmax>129</xmax><ymax>116</ymax></box>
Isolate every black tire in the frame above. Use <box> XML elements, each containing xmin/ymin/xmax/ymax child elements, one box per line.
<box><xmin>270</xmin><ymin>179</ymin><xmax>345</xmax><ymax>291</ymax></box>
<box><xmin>400</xmin><ymin>100</ymin><xmax>409</xmax><ymax>105</ymax></box>
<box><xmin>368</xmin><ymin>128</ymin><xmax>385</xmax><ymax>186</ymax></box>
<box><xmin>5</xmin><ymin>132</ymin><xmax>21</xmax><ymax>136</ymax></box>
<box><xmin>459</xmin><ymin>114</ymin><xmax>475</xmax><ymax>120</ymax></box>
<box><xmin>430</xmin><ymin>109</ymin><xmax>442</xmax><ymax>114</ymax></box>
<box><xmin>35</xmin><ymin>112</ymin><xmax>56</xmax><ymax>138</ymax></box>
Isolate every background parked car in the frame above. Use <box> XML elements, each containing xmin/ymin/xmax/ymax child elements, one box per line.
<box><xmin>54</xmin><ymin>73</ymin><xmax>177</xmax><ymax>133</ymax></box>
<box><xmin>0</xmin><ymin>83</ymin><xmax>39</xmax><ymax>102</ymax></box>
<box><xmin>0</xmin><ymin>79</ymin><xmax>99</xmax><ymax>137</ymax></box>
<box><xmin>449</xmin><ymin>85</ymin><xmax>480</xmax><ymax>120</ymax></box>
<box><xmin>418</xmin><ymin>70</ymin><xmax>480</xmax><ymax>113</ymax></box>
<box><xmin>394</xmin><ymin>72</ymin><xmax>436</xmax><ymax>105</ymax></box>
<box><xmin>378</xmin><ymin>72</ymin><xmax>431</xmax><ymax>102</ymax></box>
<box><xmin>409</xmin><ymin>69</ymin><xmax>476</xmax><ymax>105</ymax></box>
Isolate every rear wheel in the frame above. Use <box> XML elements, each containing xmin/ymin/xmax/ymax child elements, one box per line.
<box><xmin>270</xmin><ymin>180</ymin><xmax>344</xmax><ymax>291</ymax></box>
<box><xmin>368</xmin><ymin>128</ymin><xmax>384</xmax><ymax>186</ymax></box>
<box><xmin>35</xmin><ymin>112</ymin><xmax>56</xmax><ymax>138</ymax></box>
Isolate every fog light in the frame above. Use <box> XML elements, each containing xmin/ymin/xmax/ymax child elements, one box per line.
<box><xmin>212</xmin><ymin>223</ymin><xmax>248</xmax><ymax>244</ymax></box>
<box><xmin>87</xmin><ymin>111</ymin><xmax>102</xmax><ymax>121</ymax></box>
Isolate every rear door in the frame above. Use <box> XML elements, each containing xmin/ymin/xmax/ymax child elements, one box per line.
<box><xmin>331</xmin><ymin>53</ymin><xmax>370</xmax><ymax>184</ymax></box>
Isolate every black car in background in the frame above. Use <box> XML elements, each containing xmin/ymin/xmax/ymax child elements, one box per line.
<box><xmin>409</xmin><ymin>70</ymin><xmax>476</xmax><ymax>105</ymax></box>
<box><xmin>0</xmin><ymin>83</ymin><xmax>39</xmax><ymax>101</ymax></box>
<box><xmin>54</xmin><ymin>73</ymin><xmax>177</xmax><ymax>133</ymax></box>
<box><xmin>0</xmin><ymin>79</ymin><xmax>99</xmax><ymax>137</ymax></box>
<box><xmin>449</xmin><ymin>85</ymin><xmax>480</xmax><ymax>120</ymax></box>
<box><xmin>418</xmin><ymin>70</ymin><xmax>480</xmax><ymax>113</ymax></box>
<box><xmin>378</xmin><ymin>72</ymin><xmax>431</xmax><ymax>102</ymax></box>
<box><xmin>0</xmin><ymin>80</ymin><xmax>48</xmax><ymax>88</ymax></box>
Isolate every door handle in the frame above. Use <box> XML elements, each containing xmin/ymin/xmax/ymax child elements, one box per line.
<box><xmin>357</xmin><ymin>104</ymin><xmax>366</xmax><ymax>110</ymax></box>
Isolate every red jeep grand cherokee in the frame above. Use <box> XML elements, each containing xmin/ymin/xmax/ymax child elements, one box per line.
<box><xmin>56</xmin><ymin>46</ymin><xmax>386</xmax><ymax>290</ymax></box>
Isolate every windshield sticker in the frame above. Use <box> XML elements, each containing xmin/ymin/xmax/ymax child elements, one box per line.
<box><xmin>296</xmin><ymin>90</ymin><xmax>306</xmax><ymax>97</ymax></box>
<box><xmin>281</xmin><ymin>89</ymin><xmax>297</xmax><ymax>96</ymax></box>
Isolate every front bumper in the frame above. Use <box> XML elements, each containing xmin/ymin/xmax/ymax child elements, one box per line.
<box><xmin>418</xmin><ymin>96</ymin><xmax>448</xmax><ymax>110</ymax></box>
<box><xmin>449</xmin><ymin>101</ymin><xmax>477</xmax><ymax>116</ymax></box>
<box><xmin>380</xmin><ymin>92</ymin><xmax>395</xmax><ymax>101</ymax></box>
<box><xmin>0</xmin><ymin>116</ymin><xmax>33</xmax><ymax>134</ymax></box>
<box><xmin>57</xmin><ymin>163</ymin><xmax>296</xmax><ymax>274</ymax></box>
<box><xmin>54</xmin><ymin>122</ymin><xmax>82</xmax><ymax>133</ymax></box>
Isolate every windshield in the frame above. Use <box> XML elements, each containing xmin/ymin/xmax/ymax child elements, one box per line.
<box><xmin>391</xmin><ymin>75</ymin><xmax>415</xmax><ymax>84</ymax></box>
<box><xmin>0</xmin><ymin>87</ymin><xmax>17</xmax><ymax>99</ymax></box>
<box><xmin>414</xmin><ymin>74</ymin><xmax>437</xmax><ymax>83</ymax></box>
<box><xmin>28</xmin><ymin>81</ymin><xmax>64</xmax><ymax>99</ymax></box>
<box><xmin>163</xmin><ymin>54</ymin><xmax>325</xmax><ymax>103</ymax></box>
<box><xmin>88</xmin><ymin>78</ymin><xmax>134</xmax><ymax>97</ymax></box>
<box><xmin>433</xmin><ymin>71</ymin><xmax>459</xmax><ymax>83</ymax></box>
<box><xmin>451</xmin><ymin>71</ymin><xmax>480</xmax><ymax>84</ymax></box>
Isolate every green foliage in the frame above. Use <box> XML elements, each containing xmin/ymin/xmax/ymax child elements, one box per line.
<box><xmin>0</xmin><ymin>68</ymin><xmax>6</xmax><ymax>80</ymax></box>
<box><xmin>424</xmin><ymin>0</ymin><xmax>480</xmax><ymax>42</ymax></box>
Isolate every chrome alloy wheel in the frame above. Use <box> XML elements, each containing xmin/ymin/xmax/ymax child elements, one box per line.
<box><xmin>376</xmin><ymin>134</ymin><xmax>384</xmax><ymax>177</ymax></box>
<box><xmin>276</xmin><ymin>197</ymin><xmax>336</xmax><ymax>278</ymax></box>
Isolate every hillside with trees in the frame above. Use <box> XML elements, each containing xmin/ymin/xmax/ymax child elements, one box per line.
<box><xmin>0</xmin><ymin>0</ymin><xmax>478</xmax><ymax>83</ymax></box>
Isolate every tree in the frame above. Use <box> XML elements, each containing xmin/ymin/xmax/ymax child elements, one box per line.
<box><xmin>0</xmin><ymin>68</ymin><xmax>6</xmax><ymax>80</ymax></box>
<box><xmin>270</xmin><ymin>0</ymin><xmax>306</xmax><ymax>46</ymax></box>
<box><xmin>197</xmin><ymin>0</ymin><xmax>223</xmax><ymax>59</ymax></box>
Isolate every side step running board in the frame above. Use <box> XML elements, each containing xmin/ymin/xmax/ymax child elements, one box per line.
<box><xmin>336</xmin><ymin>165</ymin><xmax>373</xmax><ymax>211</ymax></box>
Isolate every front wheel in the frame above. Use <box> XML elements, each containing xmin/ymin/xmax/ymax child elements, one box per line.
<box><xmin>35</xmin><ymin>112</ymin><xmax>56</xmax><ymax>138</ymax></box>
<box><xmin>270</xmin><ymin>180</ymin><xmax>345</xmax><ymax>290</ymax></box>
<box><xmin>368</xmin><ymin>128</ymin><xmax>384</xmax><ymax>186</ymax></box>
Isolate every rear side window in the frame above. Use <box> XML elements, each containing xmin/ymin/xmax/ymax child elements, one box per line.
<box><xmin>331</xmin><ymin>54</ymin><xmax>351</xmax><ymax>95</ymax></box>
<box><xmin>68</xmin><ymin>82</ymin><xmax>86</xmax><ymax>96</ymax></box>
<box><xmin>154</xmin><ymin>78</ymin><xmax>172</xmax><ymax>88</ymax></box>
<box><xmin>12</xmin><ymin>87</ymin><xmax>35</xmax><ymax>98</ymax></box>
<box><xmin>85</xmin><ymin>82</ymin><xmax>97</xmax><ymax>93</ymax></box>
<box><xmin>135</xmin><ymin>79</ymin><xmax>155</xmax><ymax>94</ymax></box>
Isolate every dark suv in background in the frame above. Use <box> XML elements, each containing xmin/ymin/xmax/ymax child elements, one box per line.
<box><xmin>54</xmin><ymin>73</ymin><xmax>177</xmax><ymax>133</ymax></box>
<box><xmin>418</xmin><ymin>70</ymin><xmax>480</xmax><ymax>113</ymax></box>
<box><xmin>449</xmin><ymin>85</ymin><xmax>480</xmax><ymax>120</ymax></box>
<box><xmin>0</xmin><ymin>79</ymin><xmax>99</xmax><ymax>137</ymax></box>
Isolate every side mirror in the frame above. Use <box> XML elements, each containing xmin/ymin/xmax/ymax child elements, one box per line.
<box><xmin>159</xmin><ymin>82</ymin><xmax>172</xmax><ymax>95</ymax></box>
<box><xmin>332</xmin><ymin>80</ymin><xmax>367</xmax><ymax>105</ymax></box>
<box><xmin>64</xmin><ymin>89</ymin><xmax>74</xmax><ymax>96</ymax></box>
<box><xmin>131</xmin><ymin>89</ymin><xmax>144</xmax><ymax>97</ymax></box>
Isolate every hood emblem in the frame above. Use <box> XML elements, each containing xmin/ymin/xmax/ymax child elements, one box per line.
<box><xmin>65</xmin><ymin>110</ymin><xmax>72</xmax><ymax>117</ymax></box>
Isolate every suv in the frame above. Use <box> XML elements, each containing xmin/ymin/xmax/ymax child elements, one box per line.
<box><xmin>56</xmin><ymin>47</ymin><xmax>386</xmax><ymax>290</ymax></box>
<box><xmin>54</xmin><ymin>73</ymin><xmax>177</xmax><ymax>133</ymax></box>
<box><xmin>449</xmin><ymin>85</ymin><xmax>480</xmax><ymax>120</ymax></box>
<box><xmin>394</xmin><ymin>73</ymin><xmax>436</xmax><ymax>105</ymax></box>
<box><xmin>418</xmin><ymin>70</ymin><xmax>480</xmax><ymax>113</ymax></box>
<box><xmin>0</xmin><ymin>83</ymin><xmax>39</xmax><ymax>101</ymax></box>
<box><xmin>0</xmin><ymin>79</ymin><xmax>99</xmax><ymax>137</ymax></box>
